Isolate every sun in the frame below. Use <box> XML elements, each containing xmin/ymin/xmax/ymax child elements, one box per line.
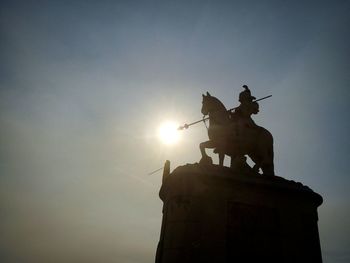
<box><xmin>158</xmin><ymin>121</ymin><xmax>180</xmax><ymax>145</ymax></box>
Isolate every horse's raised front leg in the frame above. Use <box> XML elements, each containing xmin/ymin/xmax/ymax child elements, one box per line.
<box><xmin>199</xmin><ymin>140</ymin><xmax>215</xmax><ymax>165</ymax></box>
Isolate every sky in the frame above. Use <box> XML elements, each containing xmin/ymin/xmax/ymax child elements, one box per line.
<box><xmin>0</xmin><ymin>0</ymin><xmax>349</xmax><ymax>262</ymax></box>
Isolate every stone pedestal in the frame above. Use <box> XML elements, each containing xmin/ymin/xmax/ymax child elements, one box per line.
<box><xmin>155</xmin><ymin>164</ymin><xmax>323</xmax><ymax>263</ymax></box>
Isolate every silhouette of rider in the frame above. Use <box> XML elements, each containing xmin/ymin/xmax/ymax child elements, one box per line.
<box><xmin>231</xmin><ymin>85</ymin><xmax>259</xmax><ymax>128</ymax></box>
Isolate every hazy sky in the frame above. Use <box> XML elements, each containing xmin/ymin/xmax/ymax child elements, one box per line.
<box><xmin>1</xmin><ymin>1</ymin><xmax>349</xmax><ymax>262</ymax></box>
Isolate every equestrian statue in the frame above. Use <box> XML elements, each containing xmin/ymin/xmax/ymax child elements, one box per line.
<box><xmin>199</xmin><ymin>85</ymin><xmax>275</xmax><ymax>175</ymax></box>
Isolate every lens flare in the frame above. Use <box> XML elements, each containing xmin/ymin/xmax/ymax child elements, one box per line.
<box><xmin>158</xmin><ymin>121</ymin><xmax>180</xmax><ymax>145</ymax></box>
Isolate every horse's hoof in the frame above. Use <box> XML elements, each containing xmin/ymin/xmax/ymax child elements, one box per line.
<box><xmin>199</xmin><ymin>156</ymin><xmax>213</xmax><ymax>165</ymax></box>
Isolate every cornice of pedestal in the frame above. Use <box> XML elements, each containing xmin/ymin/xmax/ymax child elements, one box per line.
<box><xmin>159</xmin><ymin>163</ymin><xmax>323</xmax><ymax>207</ymax></box>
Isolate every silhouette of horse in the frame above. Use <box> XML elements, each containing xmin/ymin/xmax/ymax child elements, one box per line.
<box><xmin>199</xmin><ymin>92</ymin><xmax>275</xmax><ymax>175</ymax></box>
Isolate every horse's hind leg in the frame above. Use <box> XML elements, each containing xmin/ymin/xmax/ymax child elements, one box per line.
<box><xmin>219</xmin><ymin>153</ymin><xmax>225</xmax><ymax>166</ymax></box>
<box><xmin>261</xmin><ymin>149</ymin><xmax>274</xmax><ymax>176</ymax></box>
<box><xmin>262</xmin><ymin>163</ymin><xmax>274</xmax><ymax>176</ymax></box>
<box><xmin>260</xmin><ymin>131</ymin><xmax>275</xmax><ymax>176</ymax></box>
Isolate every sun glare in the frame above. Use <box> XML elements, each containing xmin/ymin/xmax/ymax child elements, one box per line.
<box><xmin>158</xmin><ymin>121</ymin><xmax>180</xmax><ymax>145</ymax></box>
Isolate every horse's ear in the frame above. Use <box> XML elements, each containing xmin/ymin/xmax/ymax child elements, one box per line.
<box><xmin>202</xmin><ymin>93</ymin><xmax>205</xmax><ymax>97</ymax></box>
<box><xmin>206</xmin><ymin>91</ymin><xmax>211</xmax><ymax>96</ymax></box>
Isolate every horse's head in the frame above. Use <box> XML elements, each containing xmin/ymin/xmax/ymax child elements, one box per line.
<box><xmin>201</xmin><ymin>92</ymin><xmax>212</xmax><ymax>115</ymax></box>
<box><xmin>201</xmin><ymin>92</ymin><xmax>226</xmax><ymax>116</ymax></box>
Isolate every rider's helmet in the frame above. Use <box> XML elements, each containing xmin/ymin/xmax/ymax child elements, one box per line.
<box><xmin>239</xmin><ymin>85</ymin><xmax>256</xmax><ymax>103</ymax></box>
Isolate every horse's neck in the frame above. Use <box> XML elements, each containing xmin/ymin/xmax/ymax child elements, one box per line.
<box><xmin>206</xmin><ymin>96</ymin><xmax>230</xmax><ymax>126</ymax></box>
<box><xmin>209</xmin><ymin>111</ymin><xmax>230</xmax><ymax>126</ymax></box>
